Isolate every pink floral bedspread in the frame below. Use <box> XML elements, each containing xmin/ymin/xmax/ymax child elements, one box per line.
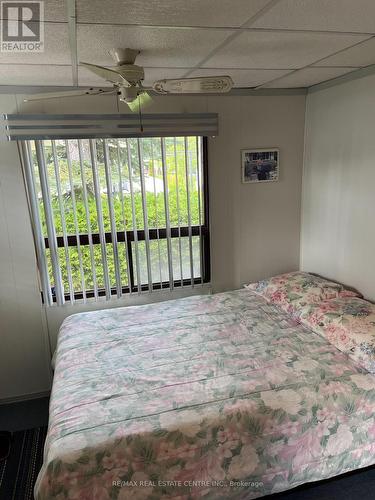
<box><xmin>35</xmin><ymin>290</ymin><xmax>375</xmax><ymax>499</ymax></box>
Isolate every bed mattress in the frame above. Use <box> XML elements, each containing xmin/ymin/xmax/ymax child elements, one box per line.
<box><xmin>35</xmin><ymin>289</ymin><xmax>375</xmax><ymax>499</ymax></box>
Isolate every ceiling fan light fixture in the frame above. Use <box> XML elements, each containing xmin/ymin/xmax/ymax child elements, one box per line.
<box><xmin>119</xmin><ymin>86</ymin><xmax>139</xmax><ymax>103</ymax></box>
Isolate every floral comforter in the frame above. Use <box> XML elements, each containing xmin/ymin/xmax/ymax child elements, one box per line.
<box><xmin>35</xmin><ymin>289</ymin><xmax>375</xmax><ymax>500</ymax></box>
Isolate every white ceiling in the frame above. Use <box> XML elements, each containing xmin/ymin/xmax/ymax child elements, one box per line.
<box><xmin>3</xmin><ymin>0</ymin><xmax>375</xmax><ymax>90</ymax></box>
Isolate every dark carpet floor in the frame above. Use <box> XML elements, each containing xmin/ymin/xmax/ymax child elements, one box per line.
<box><xmin>0</xmin><ymin>398</ymin><xmax>49</xmax><ymax>433</ymax></box>
<box><xmin>0</xmin><ymin>427</ymin><xmax>47</xmax><ymax>500</ymax></box>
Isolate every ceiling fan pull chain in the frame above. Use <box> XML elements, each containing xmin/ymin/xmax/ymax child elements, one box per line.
<box><xmin>138</xmin><ymin>96</ymin><xmax>144</xmax><ymax>133</ymax></box>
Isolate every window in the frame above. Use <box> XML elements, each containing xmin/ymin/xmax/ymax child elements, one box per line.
<box><xmin>22</xmin><ymin>136</ymin><xmax>210</xmax><ymax>304</ymax></box>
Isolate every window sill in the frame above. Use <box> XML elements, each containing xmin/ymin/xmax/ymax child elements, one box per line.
<box><xmin>45</xmin><ymin>283</ymin><xmax>212</xmax><ymax>310</ymax></box>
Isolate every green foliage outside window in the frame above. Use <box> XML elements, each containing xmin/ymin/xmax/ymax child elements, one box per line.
<box><xmin>31</xmin><ymin>137</ymin><xmax>204</xmax><ymax>295</ymax></box>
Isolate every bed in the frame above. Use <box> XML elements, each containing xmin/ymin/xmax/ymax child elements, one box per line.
<box><xmin>35</xmin><ymin>285</ymin><xmax>375</xmax><ymax>499</ymax></box>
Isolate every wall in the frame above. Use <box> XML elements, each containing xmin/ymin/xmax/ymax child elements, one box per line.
<box><xmin>0</xmin><ymin>95</ymin><xmax>52</xmax><ymax>401</ymax></box>
<box><xmin>0</xmin><ymin>91</ymin><xmax>305</xmax><ymax>401</ymax></box>
<box><xmin>301</xmin><ymin>73</ymin><xmax>375</xmax><ymax>301</ymax></box>
<box><xmin>213</xmin><ymin>96</ymin><xmax>304</xmax><ymax>287</ymax></box>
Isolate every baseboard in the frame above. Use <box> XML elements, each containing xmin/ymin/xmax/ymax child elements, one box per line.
<box><xmin>0</xmin><ymin>390</ymin><xmax>51</xmax><ymax>405</ymax></box>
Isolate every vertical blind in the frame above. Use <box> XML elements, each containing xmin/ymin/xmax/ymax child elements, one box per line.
<box><xmin>20</xmin><ymin>137</ymin><xmax>210</xmax><ymax>306</ymax></box>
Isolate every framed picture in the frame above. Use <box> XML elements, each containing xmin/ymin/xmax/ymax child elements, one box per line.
<box><xmin>241</xmin><ymin>148</ymin><xmax>279</xmax><ymax>183</ymax></box>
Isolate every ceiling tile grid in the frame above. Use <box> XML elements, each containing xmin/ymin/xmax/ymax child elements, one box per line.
<box><xmin>200</xmin><ymin>31</ymin><xmax>369</xmax><ymax>70</ymax></box>
<box><xmin>252</xmin><ymin>0</ymin><xmax>375</xmax><ymax>34</ymax></box>
<box><xmin>77</xmin><ymin>25</ymin><xmax>236</xmax><ymax>67</ymax></box>
<box><xmin>262</xmin><ymin>66</ymin><xmax>355</xmax><ymax>88</ymax></box>
<box><xmin>314</xmin><ymin>37</ymin><xmax>375</xmax><ymax>68</ymax></box>
<box><xmin>2</xmin><ymin>0</ymin><xmax>375</xmax><ymax>89</ymax></box>
<box><xmin>76</xmin><ymin>0</ymin><xmax>271</xmax><ymax>28</ymax></box>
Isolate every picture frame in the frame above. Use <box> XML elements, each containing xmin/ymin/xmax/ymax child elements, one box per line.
<box><xmin>241</xmin><ymin>148</ymin><xmax>279</xmax><ymax>184</ymax></box>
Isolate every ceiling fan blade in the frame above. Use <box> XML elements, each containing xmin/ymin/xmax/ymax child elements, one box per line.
<box><xmin>23</xmin><ymin>88</ymin><xmax>115</xmax><ymax>102</ymax></box>
<box><xmin>153</xmin><ymin>76</ymin><xmax>233</xmax><ymax>94</ymax></box>
<box><xmin>126</xmin><ymin>92</ymin><xmax>153</xmax><ymax>113</ymax></box>
<box><xmin>80</xmin><ymin>62</ymin><xmax>129</xmax><ymax>85</ymax></box>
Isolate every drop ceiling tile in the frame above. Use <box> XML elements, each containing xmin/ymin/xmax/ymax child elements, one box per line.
<box><xmin>0</xmin><ymin>64</ymin><xmax>73</xmax><ymax>85</ymax></box>
<box><xmin>77</xmin><ymin>25</ymin><xmax>235</xmax><ymax>67</ymax></box>
<box><xmin>189</xmin><ymin>68</ymin><xmax>291</xmax><ymax>87</ymax></box>
<box><xmin>0</xmin><ymin>23</ymin><xmax>71</xmax><ymax>64</ymax></box>
<box><xmin>202</xmin><ymin>31</ymin><xmax>369</xmax><ymax>69</ymax></box>
<box><xmin>263</xmin><ymin>67</ymin><xmax>355</xmax><ymax>88</ymax></box>
<box><xmin>316</xmin><ymin>37</ymin><xmax>375</xmax><ymax>67</ymax></box>
<box><xmin>0</xmin><ymin>0</ymin><xmax>67</xmax><ymax>22</ymax></box>
<box><xmin>252</xmin><ymin>0</ymin><xmax>375</xmax><ymax>33</ymax></box>
<box><xmin>76</xmin><ymin>0</ymin><xmax>269</xmax><ymax>27</ymax></box>
<box><xmin>78</xmin><ymin>65</ymin><xmax>188</xmax><ymax>86</ymax></box>
<box><xmin>44</xmin><ymin>0</ymin><xmax>68</xmax><ymax>23</ymax></box>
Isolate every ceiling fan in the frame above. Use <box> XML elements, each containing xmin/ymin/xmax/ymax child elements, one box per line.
<box><xmin>24</xmin><ymin>48</ymin><xmax>234</xmax><ymax>111</ymax></box>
